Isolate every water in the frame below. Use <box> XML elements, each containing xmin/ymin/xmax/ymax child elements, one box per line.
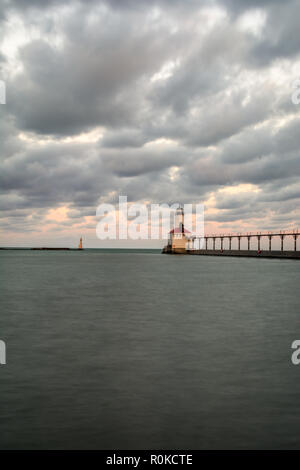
<box><xmin>0</xmin><ymin>249</ymin><xmax>299</xmax><ymax>449</ymax></box>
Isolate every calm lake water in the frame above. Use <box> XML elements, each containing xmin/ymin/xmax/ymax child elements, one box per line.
<box><xmin>0</xmin><ymin>249</ymin><xmax>299</xmax><ymax>449</ymax></box>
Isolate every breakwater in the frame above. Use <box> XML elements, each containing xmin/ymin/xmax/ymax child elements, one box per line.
<box><xmin>186</xmin><ymin>249</ymin><xmax>300</xmax><ymax>259</ymax></box>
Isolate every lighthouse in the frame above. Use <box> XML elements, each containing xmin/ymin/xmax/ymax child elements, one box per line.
<box><xmin>78</xmin><ymin>237</ymin><xmax>83</xmax><ymax>250</ymax></box>
<box><xmin>164</xmin><ymin>206</ymin><xmax>190</xmax><ymax>254</ymax></box>
<box><xmin>176</xmin><ymin>206</ymin><xmax>184</xmax><ymax>233</ymax></box>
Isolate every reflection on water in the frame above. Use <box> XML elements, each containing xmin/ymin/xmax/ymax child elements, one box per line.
<box><xmin>0</xmin><ymin>250</ymin><xmax>299</xmax><ymax>449</ymax></box>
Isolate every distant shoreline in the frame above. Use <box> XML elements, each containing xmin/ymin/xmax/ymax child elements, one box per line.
<box><xmin>0</xmin><ymin>247</ymin><xmax>161</xmax><ymax>251</ymax></box>
<box><xmin>0</xmin><ymin>247</ymin><xmax>78</xmax><ymax>251</ymax></box>
<box><xmin>31</xmin><ymin>247</ymin><xmax>77</xmax><ymax>251</ymax></box>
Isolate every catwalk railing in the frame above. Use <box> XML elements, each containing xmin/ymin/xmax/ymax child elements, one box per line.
<box><xmin>189</xmin><ymin>229</ymin><xmax>299</xmax><ymax>252</ymax></box>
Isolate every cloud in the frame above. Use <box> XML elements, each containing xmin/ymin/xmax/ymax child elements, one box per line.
<box><xmin>8</xmin><ymin>4</ymin><xmax>182</xmax><ymax>136</ymax></box>
<box><xmin>1</xmin><ymin>0</ymin><xmax>300</xmax><ymax>245</ymax></box>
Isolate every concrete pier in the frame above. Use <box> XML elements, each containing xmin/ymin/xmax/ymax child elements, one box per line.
<box><xmin>186</xmin><ymin>249</ymin><xmax>300</xmax><ymax>259</ymax></box>
<box><xmin>163</xmin><ymin>229</ymin><xmax>300</xmax><ymax>258</ymax></box>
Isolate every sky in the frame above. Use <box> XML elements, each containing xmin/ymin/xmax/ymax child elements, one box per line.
<box><xmin>0</xmin><ymin>0</ymin><xmax>300</xmax><ymax>247</ymax></box>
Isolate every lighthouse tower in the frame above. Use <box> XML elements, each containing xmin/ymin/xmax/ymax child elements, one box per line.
<box><xmin>78</xmin><ymin>237</ymin><xmax>83</xmax><ymax>250</ymax></box>
<box><xmin>166</xmin><ymin>206</ymin><xmax>190</xmax><ymax>253</ymax></box>
<box><xmin>175</xmin><ymin>206</ymin><xmax>184</xmax><ymax>233</ymax></box>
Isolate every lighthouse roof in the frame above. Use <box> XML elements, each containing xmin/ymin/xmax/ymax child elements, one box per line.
<box><xmin>169</xmin><ymin>227</ymin><xmax>191</xmax><ymax>234</ymax></box>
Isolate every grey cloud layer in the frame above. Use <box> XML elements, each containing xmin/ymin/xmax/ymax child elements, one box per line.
<box><xmin>1</xmin><ymin>0</ymin><xmax>300</xmax><ymax>235</ymax></box>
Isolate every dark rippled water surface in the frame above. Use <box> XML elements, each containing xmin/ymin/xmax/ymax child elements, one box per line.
<box><xmin>0</xmin><ymin>249</ymin><xmax>299</xmax><ymax>449</ymax></box>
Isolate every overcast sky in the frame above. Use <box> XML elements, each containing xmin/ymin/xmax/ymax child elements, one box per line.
<box><xmin>0</xmin><ymin>0</ymin><xmax>300</xmax><ymax>247</ymax></box>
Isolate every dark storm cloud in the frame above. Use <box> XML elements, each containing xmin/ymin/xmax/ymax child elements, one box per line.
<box><xmin>249</xmin><ymin>1</ymin><xmax>300</xmax><ymax>66</ymax></box>
<box><xmin>184</xmin><ymin>86</ymin><xmax>275</xmax><ymax>147</ymax></box>
<box><xmin>221</xmin><ymin>0</ymin><xmax>284</xmax><ymax>14</ymax></box>
<box><xmin>100</xmin><ymin>130</ymin><xmax>148</xmax><ymax>149</ymax></box>
<box><xmin>1</xmin><ymin>0</ymin><xmax>300</xmax><ymax>238</ymax></box>
<box><xmin>9</xmin><ymin>4</ymin><xmax>183</xmax><ymax>136</ymax></box>
<box><xmin>150</xmin><ymin>20</ymin><xmax>247</xmax><ymax>114</ymax></box>
<box><xmin>209</xmin><ymin>188</ymin><xmax>300</xmax><ymax>226</ymax></box>
<box><xmin>190</xmin><ymin>151</ymin><xmax>300</xmax><ymax>188</ymax></box>
<box><xmin>101</xmin><ymin>146</ymin><xmax>185</xmax><ymax>177</ymax></box>
<box><xmin>219</xmin><ymin>116</ymin><xmax>300</xmax><ymax>165</ymax></box>
<box><xmin>0</xmin><ymin>141</ymin><xmax>112</xmax><ymax>210</ymax></box>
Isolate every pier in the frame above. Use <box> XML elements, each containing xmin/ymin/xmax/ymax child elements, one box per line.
<box><xmin>186</xmin><ymin>249</ymin><xmax>300</xmax><ymax>259</ymax></box>
<box><xmin>163</xmin><ymin>229</ymin><xmax>300</xmax><ymax>259</ymax></box>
